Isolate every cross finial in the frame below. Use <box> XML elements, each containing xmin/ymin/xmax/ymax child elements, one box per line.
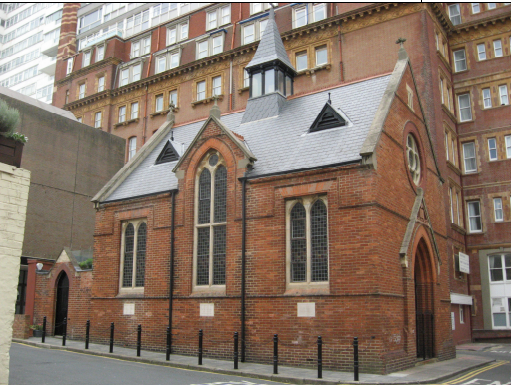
<box><xmin>328</xmin><ymin>92</ymin><xmax>331</xmax><ymax>105</ymax></box>
<box><xmin>169</xmin><ymin>101</ymin><xmax>175</xmax><ymax>112</ymax></box>
<box><xmin>212</xmin><ymin>94</ymin><xmax>219</xmax><ymax>106</ymax></box>
<box><xmin>170</xmin><ymin>129</ymin><xmax>174</xmax><ymax>141</ymax></box>
<box><xmin>396</xmin><ymin>37</ymin><xmax>407</xmax><ymax>48</ymax></box>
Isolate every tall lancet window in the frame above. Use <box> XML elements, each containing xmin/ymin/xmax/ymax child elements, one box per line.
<box><xmin>195</xmin><ymin>152</ymin><xmax>227</xmax><ymax>290</ymax></box>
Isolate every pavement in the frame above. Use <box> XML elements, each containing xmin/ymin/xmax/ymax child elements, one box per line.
<box><xmin>13</xmin><ymin>337</ymin><xmax>496</xmax><ymax>385</ymax></box>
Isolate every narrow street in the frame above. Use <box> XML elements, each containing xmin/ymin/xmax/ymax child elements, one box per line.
<box><xmin>9</xmin><ymin>343</ymin><xmax>287</xmax><ymax>385</ymax></box>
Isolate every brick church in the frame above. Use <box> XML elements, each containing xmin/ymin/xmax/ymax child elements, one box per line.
<box><xmin>26</xmin><ymin>2</ymin><xmax>511</xmax><ymax>375</ymax></box>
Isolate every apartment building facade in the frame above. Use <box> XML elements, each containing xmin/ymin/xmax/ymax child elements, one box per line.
<box><xmin>43</xmin><ymin>1</ymin><xmax>511</xmax><ymax>364</ymax></box>
<box><xmin>0</xmin><ymin>3</ymin><xmax>63</xmax><ymax>103</ymax></box>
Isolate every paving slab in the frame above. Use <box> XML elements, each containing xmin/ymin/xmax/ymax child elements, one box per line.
<box><xmin>13</xmin><ymin>337</ymin><xmax>495</xmax><ymax>385</ymax></box>
<box><xmin>456</xmin><ymin>343</ymin><xmax>497</xmax><ymax>352</ymax></box>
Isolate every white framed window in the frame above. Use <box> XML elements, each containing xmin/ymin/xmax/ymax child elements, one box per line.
<box><xmin>286</xmin><ymin>196</ymin><xmax>329</xmax><ymax>288</ymax></box>
<box><xmin>451</xmin><ymin>138</ymin><xmax>456</xmax><ymax>165</ymax></box>
<box><xmin>448</xmin><ymin>4</ymin><xmax>461</xmax><ymax>25</ymax></box>
<box><xmin>315</xmin><ymin>45</ymin><xmax>328</xmax><ymax>66</ymax></box>
<box><xmin>477</xmin><ymin>43</ymin><xmax>486</xmax><ymax>60</ymax></box>
<box><xmin>243</xmin><ymin>23</ymin><xmax>255</xmax><ymax>45</ymax></box>
<box><xmin>125</xmin><ymin>9</ymin><xmax>150</xmax><ymax>38</ymax></box>
<box><xmin>79</xmin><ymin>8</ymin><xmax>102</xmax><ymax>34</ymax></box>
<box><xmin>506</xmin><ymin>136</ymin><xmax>511</xmax><ymax>158</ymax></box>
<box><xmin>453</xmin><ymin>49</ymin><xmax>467</xmax><ymax>72</ymax></box>
<box><xmin>167</xmin><ymin>22</ymin><xmax>188</xmax><ymax>46</ymax></box>
<box><xmin>313</xmin><ymin>3</ymin><xmax>326</xmax><ymax>22</ymax></box>
<box><xmin>460</xmin><ymin>305</ymin><xmax>464</xmax><ymax>324</ymax></box>
<box><xmin>296</xmin><ymin>51</ymin><xmax>308</xmax><ymax>71</ymax></box>
<box><xmin>142</xmin><ymin>37</ymin><xmax>151</xmax><ymax>55</ymax></box>
<box><xmin>294</xmin><ymin>6</ymin><xmax>307</xmax><ymax>28</ymax></box>
<box><xmin>66</xmin><ymin>58</ymin><xmax>73</xmax><ymax>75</ymax></box>
<box><xmin>490</xmin><ymin>297</ymin><xmax>511</xmax><ymax>329</ymax></box>
<box><xmin>83</xmin><ymin>50</ymin><xmax>91</xmax><ymax>67</ymax></box>
<box><xmin>197</xmin><ymin>80</ymin><xmax>206</xmax><ymax>101</ymax></box>
<box><xmin>449</xmin><ymin>187</ymin><xmax>454</xmax><ymax>222</ymax></box>
<box><xmin>494</xmin><ymin>197</ymin><xmax>503</xmax><ymax>222</ymax></box>
<box><xmin>212</xmin><ymin>76</ymin><xmax>222</xmax><ymax>96</ymax></box>
<box><xmin>196</xmin><ymin>34</ymin><xmax>224</xmax><ymax>60</ymax></box>
<box><xmin>458</xmin><ymin>94</ymin><xmax>472</xmax><ymax>122</ymax></box>
<box><xmin>169</xmin><ymin>89</ymin><xmax>177</xmax><ymax>106</ymax></box>
<box><xmin>456</xmin><ymin>192</ymin><xmax>461</xmax><ymax>225</ymax></box>
<box><xmin>463</xmin><ymin>142</ymin><xmax>477</xmax><ymax>173</ymax></box>
<box><xmin>488</xmin><ymin>138</ymin><xmax>498</xmax><ymax>160</ymax></box>
<box><xmin>250</xmin><ymin>3</ymin><xmax>271</xmax><ymax>15</ymax></box>
<box><xmin>131</xmin><ymin>102</ymin><xmax>139</xmax><ymax>120</ymax></box>
<box><xmin>488</xmin><ymin>3</ymin><xmax>497</xmax><ymax>10</ymax></box>
<box><xmin>242</xmin><ymin>18</ymin><xmax>268</xmax><ymax>45</ymax></box>
<box><xmin>155</xmin><ymin>94</ymin><xmax>164</xmax><ymax>112</ymax></box>
<box><xmin>194</xmin><ymin>152</ymin><xmax>227</xmax><ymax>291</ymax></box>
<box><xmin>499</xmin><ymin>85</ymin><xmax>509</xmax><ymax>105</ymax></box>
<box><xmin>467</xmin><ymin>200</ymin><xmax>482</xmax><ymax>233</ymax></box>
<box><xmin>131</xmin><ymin>37</ymin><xmax>151</xmax><ymax>58</ymax></box>
<box><xmin>489</xmin><ymin>255</ymin><xmax>511</xmax><ymax>282</ymax></box>
<box><xmin>94</xmin><ymin>111</ymin><xmax>102</xmax><ymax>128</ymax></box>
<box><xmin>96</xmin><ymin>45</ymin><xmax>104</xmax><ymax>62</ymax></box>
<box><xmin>206</xmin><ymin>5</ymin><xmax>230</xmax><ymax>31</ymax></box>
<box><xmin>79</xmin><ymin>83</ymin><xmax>85</xmax><ymax>99</ymax></box>
<box><xmin>98</xmin><ymin>76</ymin><xmax>105</xmax><ymax>92</ymax></box>
<box><xmin>243</xmin><ymin>68</ymin><xmax>250</xmax><ymax>88</ymax></box>
<box><xmin>151</xmin><ymin>3</ymin><xmax>178</xmax><ymax>26</ymax></box>
<box><xmin>440</xmin><ymin>78</ymin><xmax>445</xmax><ymax>104</ymax></box>
<box><xmin>483</xmin><ymin>88</ymin><xmax>492</xmax><ymax>109</ymax></box>
<box><xmin>156</xmin><ymin>50</ymin><xmax>180</xmax><ymax>73</ymax></box>
<box><xmin>119</xmin><ymin>63</ymin><xmax>142</xmax><ymax>86</ymax></box>
<box><xmin>472</xmin><ymin>3</ymin><xmax>480</xmax><ymax>13</ymax></box>
<box><xmin>445</xmin><ymin>133</ymin><xmax>450</xmax><ymax>161</ymax></box>
<box><xmin>118</xmin><ymin>106</ymin><xmax>126</xmax><ymax>123</ymax></box>
<box><xmin>494</xmin><ymin>40</ymin><xmax>503</xmax><ymax>57</ymax></box>
<box><xmin>128</xmin><ymin>137</ymin><xmax>137</xmax><ymax>160</ymax></box>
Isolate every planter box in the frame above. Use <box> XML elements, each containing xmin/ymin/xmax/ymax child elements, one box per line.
<box><xmin>0</xmin><ymin>135</ymin><xmax>24</xmax><ymax>168</ymax></box>
<box><xmin>32</xmin><ymin>330</ymin><xmax>43</xmax><ymax>337</ymax></box>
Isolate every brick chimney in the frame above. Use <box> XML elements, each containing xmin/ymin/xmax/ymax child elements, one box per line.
<box><xmin>55</xmin><ymin>3</ymin><xmax>80</xmax><ymax>83</ymax></box>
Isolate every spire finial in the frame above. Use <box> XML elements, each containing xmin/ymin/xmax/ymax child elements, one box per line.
<box><xmin>210</xmin><ymin>95</ymin><xmax>221</xmax><ymax>120</ymax></box>
<box><xmin>166</xmin><ymin>101</ymin><xmax>175</xmax><ymax>122</ymax></box>
<box><xmin>170</xmin><ymin>129</ymin><xmax>174</xmax><ymax>141</ymax></box>
<box><xmin>396</xmin><ymin>37</ymin><xmax>406</xmax><ymax>48</ymax></box>
<box><xmin>328</xmin><ymin>92</ymin><xmax>331</xmax><ymax>105</ymax></box>
<box><xmin>269</xmin><ymin>3</ymin><xmax>275</xmax><ymax>20</ymax></box>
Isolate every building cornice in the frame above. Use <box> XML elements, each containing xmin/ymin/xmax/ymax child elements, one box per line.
<box><xmin>56</xmin><ymin>56</ymin><xmax>122</xmax><ymax>87</ymax></box>
<box><xmin>450</xmin><ymin>10</ymin><xmax>511</xmax><ymax>36</ymax></box>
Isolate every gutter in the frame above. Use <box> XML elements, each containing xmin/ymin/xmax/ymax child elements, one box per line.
<box><xmin>239</xmin><ymin>176</ymin><xmax>247</xmax><ymax>361</ymax></box>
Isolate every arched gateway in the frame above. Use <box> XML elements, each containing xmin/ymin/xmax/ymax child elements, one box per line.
<box><xmin>413</xmin><ymin>235</ymin><xmax>436</xmax><ymax>360</ymax></box>
<box><xmin>54</xmin><ymin>272</ymin><xmax>69</xmax><ymax>335</ymax></box>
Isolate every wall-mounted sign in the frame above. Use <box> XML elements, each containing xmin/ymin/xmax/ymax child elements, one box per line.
<box><xmin>200</xmin><ymin>303</ymin><xmax>214</xmax><ymax>317</ymax></box>
<box><xmin>458</xmin><ymin>252</ymin><xmax>470</xmax><ymax>274</ymax></box>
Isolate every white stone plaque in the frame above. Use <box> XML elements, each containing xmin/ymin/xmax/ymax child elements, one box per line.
<box><xmin>200</xmin><ymin>303</ymin><xmax>215</xmax><ymax>317</ymax></box>
<box><xmin>123</xmin><ymin>303</ymin><xmax>135</xmax><ymax>315</ymax></box>
<box><xmin>458</xmin><ymin>252</ymin><xmax>470</xmax><ymax>274</ymax></box>
<box><xmin>451</xmin><ymin>312</ymin><xmax>455</xmax><ymax>330</ymax></box>
<box><xmin>297</xmin><ymin>302</ymin><xmax>315</xmax><ymax>317</ymax></box>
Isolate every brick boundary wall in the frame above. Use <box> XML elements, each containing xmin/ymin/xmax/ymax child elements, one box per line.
<box><xmin>12</xmin><ymin>314</ymin><xmax>31</xmax><ymax>339</ymax></box>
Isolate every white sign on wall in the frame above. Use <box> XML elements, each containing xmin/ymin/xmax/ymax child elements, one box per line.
<box><xmin>200</xmin><ymin>303</ymin><xmax>215</xmax><ymax>317</ymax></box>
<box><xmin>458</xmin><ymin>252</ymin><xmax>470</xmax><ymax>274</ymax></box>
<box><xmin>297</xmin><ymin>302</ymin><xmax>315</xmax><ymax>317</ymax></box>
<box><xmin>451</xmin><ymin>312</ymin><xmax>455</xmax><ymax>330</ymax></box>
<box><xmin>123</xmin><ymin>303</ymin><xmax>135</xmax><ymax>315</ymax></box>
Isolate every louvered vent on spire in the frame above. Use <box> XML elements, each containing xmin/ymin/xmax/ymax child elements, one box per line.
<box><xmin>155</xmin><ymin>140</ymin><xmax>180</xmax><ymax>164</ymax></box>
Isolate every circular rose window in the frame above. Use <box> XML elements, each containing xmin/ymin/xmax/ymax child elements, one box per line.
<box><xmin>406</xmin><ymin>134</ymin><xmax>421</xmax><ymax>185</ymax></box>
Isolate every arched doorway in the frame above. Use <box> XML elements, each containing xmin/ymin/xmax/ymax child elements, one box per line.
<box><xmin>54</xmin><ymin>272</ymin><xmax>69</xmax><ymax>335</ymax></box>
<box><xmin>414</xmin><ymin>237</ymin><xmax>435</xmax><ymax>360</ymax></box>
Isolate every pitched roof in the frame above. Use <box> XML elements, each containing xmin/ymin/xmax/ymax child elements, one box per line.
<box><xmin>100</xmin><ymin>74</ymin><xmax>391</xmax><ymax>203</ymax></box>
<box><xmin>245</xmin><ymin>7</ymin><xmax>295</xmax><ymax>73</ymax></box>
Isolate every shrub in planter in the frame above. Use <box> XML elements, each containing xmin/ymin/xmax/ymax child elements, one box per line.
<box><xmin>0</xmin><ymin>99</ymin><xmax>20</xmax><ymax>136</ymax></box>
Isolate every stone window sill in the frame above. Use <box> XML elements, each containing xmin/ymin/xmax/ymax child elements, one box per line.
<box><xmin>441</xmin><ymin>104</ymin><xmax>457</xmax><ymax>122</ymax></box>
<box><xmin>450</xmin><ymin>223</ymin><xmax>466</xmax><ymax>235</ymax></box>
<box><xmin>150</xmin><ymin>108</ymin><xmax>179</xmax><ymax>118</ymax></box>
<box><xmin>238</xmin><ymin>86</ymin><xmax>249</xmax><ymax>94</ymax></box>
<box><xmin>296</xmin><ymin>63</ymin><xmax>331</xmax><ymax>77</ymax></box>
<box><xmin>113</xmin><ymin>118</ymin><xmax>139</xmax><ymax>128</ymax></box>
<box><xmin>482</xmin><ymin>103</ymin><xmax>510</xmax><ymax>111</ymax></box>
<box><xmin>191</xmin><ymin>94</ymin><xmax>224</xmax><ymax>107</ymax></box>
<box><xmin>284</xmin><ymin>284</ymin><xmax>329</xmax><ymax>296</ymax></box>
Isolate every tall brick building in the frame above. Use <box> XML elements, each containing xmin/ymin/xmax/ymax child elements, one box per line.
<box><xmin>35</xmin><ymin>1</ymin><xmax>511</xmax><ymax>373</ymax></box>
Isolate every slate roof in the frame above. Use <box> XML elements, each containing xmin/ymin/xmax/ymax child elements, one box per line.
<box><xmin>102</xmin><ymin>74</ymin><xmax>391</xmax><ymax>203</ymax></box>
<box><xmin>245</xmin><ymin>8</ymin><xmax>295</xmax><ymax>73</ymax></box>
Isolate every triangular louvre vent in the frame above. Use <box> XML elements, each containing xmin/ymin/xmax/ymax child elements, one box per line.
<box><xmin>155</xmin><ymin>140</ymin><xmax>179</xmax><ymax>165</ymax></box>
<box><xmin>309</xmin><ymin>103</ymin><xmax>346</xmax><ymax>133</ymax></box>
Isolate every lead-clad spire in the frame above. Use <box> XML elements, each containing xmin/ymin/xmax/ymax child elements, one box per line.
<box><xmin>245</xmin><ymin>7</ymin><xmax>296</xmax><ymax>74</ymax></box>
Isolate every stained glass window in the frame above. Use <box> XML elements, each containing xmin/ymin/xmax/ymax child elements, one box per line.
<box><xmin>122</xmin><ymin>223</ymin><xmax>134</xmax><ymax>287</ymax></box>
<box><xmin>291</xmin><ymin>203</ymin><xmax>307</xmax><ymax>282</ymax></box>
<box><xmin>135</xmin><ymin>223</ymin><xmax>146</xmax><ymax>287</ymax></box>
<box><xmin>122</xmin><ymin>221</ymin><xmax>147</xmax><ymax>290</ymax></box>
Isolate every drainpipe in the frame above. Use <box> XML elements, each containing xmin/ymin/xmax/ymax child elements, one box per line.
<box><xmin>240</xmin><ymin>176</ymin><xmax>247</xmax><ymax>362</ymax></box>
<box><xmin>143</xmin><ymin>27</ymin><xmax>160</xmax><ymax>144</ymax></box>
<box><xmin>168</xmin><ymin>189</ymin><xmax>177</xmax><ymax>351</ymax></box>
<box><xmin>338</xmin><ymin>23</ymin><xmax>344</xmax><ymax>82</ymax></box>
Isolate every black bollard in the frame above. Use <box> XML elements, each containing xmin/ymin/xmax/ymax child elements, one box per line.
<box><xmin>137</xmin><ymin>325</ymin><xmax>142</xmax><ymax>357</ymax></box>
<box><xmin>109</xmin><ymin>322</ymin><xmax>114</xmax><ymax>353</ymax></box>
<box><xmin>273</xmin><ymin>334</ymin><xmax>278</xmax><ymax>375</ymax></box>
<box><xmin>198</xmin><ymin>329</ymin><xmax>203</xmax><ymax>365</ymax></box>
<box><xmin>62</xmin><ymin>317</ymin><xmax>67</xmax><ymax>346</ymax></box>
<box><xmin>317</xmin><ymin>336</ymin><xmax>323</xmax><ymax>379</ymax></box>
<box><xmin>85</xmin><ymin>320</ymin><xmax>90</xmax><ymax>349</ymax></box>
<box><xmin>42</xmin><ymin>316</ymin><xmax>46</xmax><ymax>343</ymax></box>
<box><xmin>234</xmin><ymin>332</ymin><xmax>239</xmax><ymax>370</ymax></box>
<box><xmin>353</xmin><ymin>337</ymin><xmax>359</xmax><ymax>381</ymax></box>
<box><xmin>166</xmin><ymin>326</ymin><xmax>171</xmax><ymax>361</ymax></box>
